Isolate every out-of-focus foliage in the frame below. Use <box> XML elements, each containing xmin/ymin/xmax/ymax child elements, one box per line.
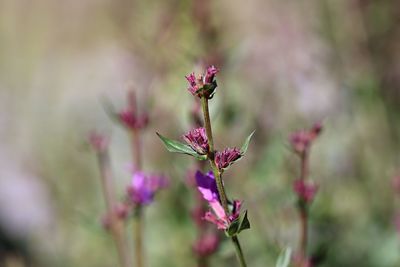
<box><xmin>0</xmin><ymin>0</ymin><xmax>400</xmax><ymax>266</ymax></box>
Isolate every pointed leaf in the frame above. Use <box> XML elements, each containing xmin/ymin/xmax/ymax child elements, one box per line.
<box><xmin>238</xmin><ymin>210</ymin><xmax>250</xmax><ymax>232</ymax></box>
<box><xmin>275</xmin><ymin>247</ymin><xmax>292</xmax><ymax>267</ymax></box>
<box><xmin>101</xmin><ymin>97</ymin><xmax>120</xmax><ymax>123</ymax></box>
<box><xmin>156</xmin><ymin>133</ymin><xmax>207</xmax><ymax>160</ymax></box>
<box><xmin>240</xmin><ymin>130</ymin><xmax>255</xmax><ymax>155</ymax></box>
<box><xmin>225</xmin><ymin>210</ymin><xmax>250</xmax><ymax>237</ymax></box>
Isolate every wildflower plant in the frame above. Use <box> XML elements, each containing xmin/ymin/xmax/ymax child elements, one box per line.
<box><xmin>187</xmin><ymin>100</ymin><xmax>221</xmax><ymax>266</ymax></box>
<box><xmin>91</xmin><ymin>91</ymin><xmax>167</xmax><ymax>267</ymax></box>
<box><xmin>289</xmin><ymin>122</ymin><xmax>322</xmax><ymax>267</ymax></box>
<box><xmin>158</xmin><ymin>66</ymin><xmax>254</xmax><ymax>267</ymax></box>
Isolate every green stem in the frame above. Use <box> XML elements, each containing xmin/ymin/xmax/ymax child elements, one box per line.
<box><xmin>201</xmin><ymin>97</ymin><xmax>229</xmax><ymax>214</ymax></box>
<box><xmin>200</xmin><ymin>96</ymin><xmax>248</xmax><ymax>267</ymax></box>
<box><xmin>232</xmin><ymin>236</ymin><xmax>247</xmax><ymax>267</ymax></box>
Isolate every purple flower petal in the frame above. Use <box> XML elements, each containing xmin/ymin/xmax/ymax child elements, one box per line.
<box><xmin>195</xmin><ymin>171</ymin><xmax>219</xmax><ymax>202</ymax></box>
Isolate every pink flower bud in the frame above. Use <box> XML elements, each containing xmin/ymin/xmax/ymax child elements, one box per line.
<box><xmin>204</xmin><ymin>65</ymin><xmax>219</xmax><ymax>84</ymax></box>
<box><xmin>118</xmin><ymin>109</ymin><xmax>149</xmax><ymax>130</ymax></box>
<box><xmin>183</xmin><ymin>127</ymin><xmax>209</xmax><ymax>155</ymax></box>
<box><xmin>215</xmin><ymin>148</ymin><xmax>242</xmax><ymax>170</ymax></box>
<box><xmin>192</xmin><ymin>233</ymin><xmax>220</xmax><ymax>257</ymax></box>
<box><xmin>185</xmin><ymin>66</ymin><xmax>219</xmax><ymax>99</ymax></box>
<box><xmin>289</xmin><ymin>122</ymin><xmax>323</xmax><ymax>155</ymax></box>
<box><xmin>293</xmin><ymin>179</ymin><xmax>318</xmax><ymax>203</ymax></box>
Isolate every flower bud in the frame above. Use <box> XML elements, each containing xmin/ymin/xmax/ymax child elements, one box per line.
<box><xmin>215</xmin><ymin>148</ymin><xmax>242</xmax><ymax>170</ymax></box>
<box><xmin>185</xmin><ymin>66</ymin><xmax>219</xmax><ymax>99</ymax></box>
<box><xmin>293</xmin><ymin>179</ymin><xmax>318</xmax><ymax>203</ymax></box>
<box><xmin>192</xmin><ymin>233</ymin><xmax>220</xmax><ymax>257</ymax></box>
<box><xmin>183</xmin><ymin>127</ymin><xmax>209</xmax><ymax>155</ymax></box>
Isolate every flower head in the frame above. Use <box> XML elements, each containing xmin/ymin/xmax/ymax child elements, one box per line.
<box><xmin>185</xmin><ymin>66</ymin><xmax>219</xmax><ymax>99</ymax></box>
<box><xmin>215</xmin><ymin>148</ymin><xmax>242</xmax><ymax>170</ymax></box>
<box><xmin>204</xmin><ymin>65</ymin><xmax>219</xmax><ymax>84</ymax></box>
<box><xmin>192</xmin><ymin>233</ymin><xmax>220</xmax><ymax>257</ymax></box>
<box><xmin>127</xmin><ymin>171</ymin><xmax>168</xmax><ymax>205</ymax></box>
<box><xmin>293</xmin><ymin>179</ymin><xmax>318</xmax><ymax>203</ymax></box>
<box><xmin>195</xmin><ymin>171</ymin><xmax>242</xmax><ymax>230</ymax></box>
<box><xmin>183</xmin><ymin>127</ymin><xmax>209</xmax><ymax>155</ymax></box>
<box><xmin>118</xmin><ymin>109</ymin><xmax>149</xmax><ymax>130</ymax></box>
<box><xmin>289</xmin><ymin>122</ymin><xmax>323</xmax><ymax>155</ymax></box>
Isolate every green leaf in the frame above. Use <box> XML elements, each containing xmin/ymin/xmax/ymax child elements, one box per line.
<box><xmin>156</xmin><ymin>133</ymin><xmax>207</xmax><ymax>160</ymax></box>
<box><xmin>275</xmin><ymin>247</ymin><xmax>292</xmax><ymax>267</ymax></box>
<box><xmin>225</xmin><ymin>210</ymin><xmax>250</xmax><ymax>237</ymax></box>
<box><xmin>240</xmin><ymin>130</ymin><xmax>255</xmax><ymax>154</ymax></box>
<box><xmin>238</xmin><ymin>210</ymin><xmax>250</xmax><ymax>232</ymax></box>
<box><xmin>100</xmin><ymin>97</ymin><xmax>120</xmax><ymax>123</ymax></box>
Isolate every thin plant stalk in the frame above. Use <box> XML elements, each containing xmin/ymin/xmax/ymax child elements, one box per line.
<box><xmin>298</xmin><ymin>151</ymin><xmax>309</xmax><ymax>259</ymax></box>
<box><xmin>97</xmin><ymin>150</ymin><xmax>130</xmax><ymax>267</ymax></box>
<box><xmin>131</xmin><ymin>128</ymin><xmax>144</xmax><ymax>267</ymax></box>
<box><xmin>200</xmin><ymin>96</ymin><xmax>248</xmax><ymax>267</ymax></box>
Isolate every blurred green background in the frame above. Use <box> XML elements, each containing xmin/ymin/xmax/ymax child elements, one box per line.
<box><xmin>1</xmin><ymin>0</ymin><xmax>400</xmax><ymax>266</ymax></box>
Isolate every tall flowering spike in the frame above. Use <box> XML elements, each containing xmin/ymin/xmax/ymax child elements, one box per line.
<box><xmin>215</xmin><ymin>147</ymin><xmax>242</xmax><ymax>170</ymax></box>
<box><xmin>293</xmin><ymin>179</ymin><xmax>318</xmax><ymax>203</ymax></box>
<box><xmin>127</xmin><ymin>171</ymin><xmax>168</xmax><ymax>206</ymax></box>
<box><xmin>183</xmin><ymin>127</ymin><xmax>209</xmax><ymax>155</ymax></box>
<box><xmin>89</xmin><ymin>131</ymin><xmax>109</xmax><ymax>152</ymax></box>
<box><xmin>185</xmin><ymin>66</ymin><xmax>219</xmax><ymax>99</ymax></box>
<box><xmin>195</xmin><ymin>171</ymin><xmax>242</xmax><ymax>230</ymax></box>
<box><xmin>290</xmin><ymin>122</ymin><xmax>323</xmax><ymax>155</ymax></box>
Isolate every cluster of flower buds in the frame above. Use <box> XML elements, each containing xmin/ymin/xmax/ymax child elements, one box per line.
<box><xmin>183</xmin><ymin>127</ymin><xmax>209</xmax><ymax>155</ymax></box>
<box><xmin>118</xmin><ymin>109</ymin><xmax>149</xmax><ymax>130</ymax></box>
<box><xmin>101</xmin><ymin>202</ymin><xmax>130</xmax><ymax>230</ymax></box>
<box><xmin>293</xmin><ymin>179</ymin><xmax>318</xmax><ymax>204</ymax></box>
<box><xmin>192</xmin><ymin>233</ymin><xmax>220</xmax><ymax>258</ymax></box>
<box><xmin>127</xmin><ymin>171</ymin><xmax>168</xmax><ymax>206</ymax></box>
<box><xmin>289</xmin><ymin>122</ymin><xmax>322</xmax><ymax>155</ymax></box>
<box><xmin>215</xmin><ymin>148</ymin><xmax>242</xmax><ymax>171</ymax></box>
<box><xmin>195</xmin><ymin>171</ymin><xmax>242</xmax><ymax>230</ymax></box>
<box><xmin>185</xmin><ymin>66</ymin><xmax>219</xmax><ymax>99</ymax></box>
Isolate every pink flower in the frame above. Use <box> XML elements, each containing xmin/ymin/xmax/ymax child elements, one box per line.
<box><xmin>293</xmin><ymin>179</ymin><xmax>318</xmax><ymax>203</ymax></box>
<box><xmin>215</xmin><ymin>148</ymin><xmax>242</xmax><ymax>170</ymax></box>
<box><xmin>289</xmin><ymin>122</ymin><xmax>323</xmax><ymax>155</ymax></box>
<box><xmin>183</xmin><ymin>127</ymin><xmax>209</xmax><ymax>155</ymax></box>
<box><xmin>192</xmin><ymin>233</ymin><xmax>220</xmax><ymax>257</ymax></box>
<box><xmin>196</xmin><ymin>171</ymin><xmax>242</xmax><ymax>230</ymax></box>
<box><xmin>185</xmin><ymin>66</ymin><xmax>219</xmax><ymax>98</ymax></box>
<box><xmin>204</xmin><ymin>65</ymin><xmax>219</xmax><ymax>84</ymax></box>
<box><xmin>127</xmin><ymin>171</ymin><xmax>168</xmax><ymax>205</ymax></box>
<box><xmin>118</xmin><ymin>109</ymin><xmax>149</xmax><ymax>130</ymax></box>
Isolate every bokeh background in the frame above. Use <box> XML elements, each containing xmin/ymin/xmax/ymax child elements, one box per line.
<box><xmin>1</xmin><ymin>0</ymin><xmax>400</xmax><ymax>266</ymax></box>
